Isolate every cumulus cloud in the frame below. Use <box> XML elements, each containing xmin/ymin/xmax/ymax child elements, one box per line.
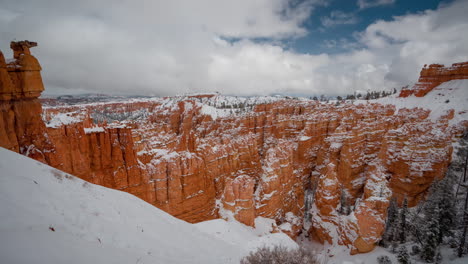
<box><xmin>359</xmin><ymin>0</ymin><xmax>468</xmax><ymax>85</ymax></box>
<box><xmin>0</xmin><ymin>0</ymin><xmax>467</xmax><ymax>96</ymax></box>
<box><xmin>321</xmin><ymin>11</ymin><xmax>358</xmax><ymax>28</ymax></box>
<box><xmin>357</xmin><ymin>0</ymin><xmax>395</xmax><ymax>9</ymax></box>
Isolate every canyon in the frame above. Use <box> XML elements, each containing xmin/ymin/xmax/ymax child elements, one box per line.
<box><xmin>1</xmin><ymin>41</ymin><xmax>468</xmax><ymax>254</ymax></box>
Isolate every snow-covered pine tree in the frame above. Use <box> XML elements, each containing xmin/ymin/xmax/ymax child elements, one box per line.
<box><xmin>458</xmin><ymin>183</ymin><xmax>468</xmax><ymax>257</ymax></box>
<box><xmin>436</xmin><ymin>173</ymin><xmax>456</xmax><ymax>244</ymax></box>
<box><xmin>400</xmin><ymin>198</ymin><xmax>408</xmax><ymax>244</ymax></box>
<box><xmin>421</xmin><ymin>203</ymin><xmax>441</xmax><ymax>263</ymax></box>
<box><xmin>338</xmin><ymin>188</ymin><xmax>350</xmax><ymax>215</ymax></box>
<box><xmin>381</xmin><ymin>197</ymin><xmax>399</xmax><ymax>247</ymax></box>
<box><xmin>457</xmin><ymin>133</ymin><xmax>468</xmax><ymax>257</ymax></box>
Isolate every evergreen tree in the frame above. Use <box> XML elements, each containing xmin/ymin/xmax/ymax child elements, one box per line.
<box><xmin>397</xmin><ymin>245</ymin><xmax>410</xmax><ymax>264</ymax></box>
<box><xmin>458</xmin><ymin>135</ymin><xmax>468</xmax><ymax>257</ymax></box>
<box><xmin>459</xmin><ymin>187</ymin><xmax>468</xmax><ymax>257</ymax></box>
<box><xmin>382</xmin><ymin>197</ymin><xmax>399</xmax><ymax>247</ymax></box>
<box><xmin>339</xmin><ymin>188</ymin><xmax>349</xmax><ymax>215</ymax></box>
<box><xmin>437</xmin><ymin>175</ymin><xmax>456</xmax><ymax>244</ymax></box>
<box><xmin>421</xmin><ymin>204</ymin><xmax>440</xmax><ymax>263</ymax></box>
<box><xmin>400</xmin><ymin>198</ymin><xmax>408</xmax><ymax>244</ymax></box>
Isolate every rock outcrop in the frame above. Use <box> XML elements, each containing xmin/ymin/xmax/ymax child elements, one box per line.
<box><xmin>400</xmin><ymin>62</ymin><xmax>468</xmax><ymax>97</ymax></box>
<box><xmin>0</xmin><ymin>41</ymin><xmax>52</xmax><ymax>163</ymax></box>
<box><xmin>1</xmin><ymin>42</ymin><xmax>467</xmax><ymax>255</ymax></box>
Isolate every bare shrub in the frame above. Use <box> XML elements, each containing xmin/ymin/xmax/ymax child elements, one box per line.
<box><xmin>377</xmin><ymin>255</ymin><xmax>392</xmax><ymax>264</ymax></box>
<box><xmin>240</xmin><ymin>245</ymin><xmax>318</xmax><ymax>264</ymax></box>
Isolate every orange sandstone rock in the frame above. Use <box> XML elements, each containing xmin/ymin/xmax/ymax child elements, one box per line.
<box><xmin>222</xmin><ymin>175</ymin><xmax>256</xmax><ymax>226</ymax></box>
<box><xmin>400</xmin><ymin>62</ymin><xmax>468</xmax><ymax>97</ymax></box>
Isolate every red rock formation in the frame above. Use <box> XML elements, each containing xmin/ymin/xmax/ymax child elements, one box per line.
<box><xmin>221</xmin><ymin>175</ymin><xmax>256</xmax><ymax>226</ymax></box>
<box><xmin>1</xmin><ymin>42</ymin><xmax>467</xmax><ymax>255</ymax></box>
<box><xmin>0</xmin><ymin>41</ymin><xmax>52</xmax><ymax>163</ymax></box>
<box><xmin>400</xmin><ymin>61</ymin><xmax>468</xmax><ymax>97</ymax></box>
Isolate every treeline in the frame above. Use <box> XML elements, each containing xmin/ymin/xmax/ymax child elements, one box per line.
<box><xmin>311</xmin><ymin>88</ymin><xmax>398</xmax><ymax>102</ymax></box>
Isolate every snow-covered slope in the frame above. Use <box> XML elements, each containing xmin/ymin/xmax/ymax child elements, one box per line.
<box><xmin>374</xmin><ymin>79</ymin><xmax>468</xmax><ymax>125</ymax></box>
<box><xmin>0</xmin><ymin>147</ymin><xmax>295</xmax><ymax>264</ymax></box>
<box><xmin>195</xmin><ymin>217</ymin><xmax>298</xmax><ymax>255</ymax></box>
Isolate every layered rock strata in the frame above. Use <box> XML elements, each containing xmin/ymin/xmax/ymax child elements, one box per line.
<box><xmin>400</xmin><ymin>62</ymin><xmax>468</xmax><ymax>97</ymax></box>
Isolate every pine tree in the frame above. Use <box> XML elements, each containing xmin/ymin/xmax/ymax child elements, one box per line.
<box><xmin>421</xmin><ymin>204</ymin><xmax>440</xmax><ymax>263</ymax></box>
<box><xmin>437</xmin><ymin>174</ymin><xmax>456</xmax><ymax>244</ymax></box>
<box><xmin>400</xmin><ymin>198</ymin><xmax>408</xmax><ymax>244</ymax></box>
<box><xmin>338</xmin><ymin>188</ymin><xmax>349</xmax><ymax>215</ymax></box>
<box><xmin>382</xmin><ymin>197</ymin><xmax>398</xmax><ymax>247</ymax></box>
<box><xmin>365</xmin><ymin>92</ymin><xmax>371</xmax><ymax>100</ymax></box>
<box><xmin>459</xmin><ymin>185</ymin><xmax>468</xmax><ymax>257</ymax></box>
<box><xmin>397</xmin><ymin>245</ymin><xmax>410</xmax><ymax>264</ymax></box>
<box><xmin>458</xmin><ymin>136</ymin><xmax>468</xmax><ymax>257</ymax></box>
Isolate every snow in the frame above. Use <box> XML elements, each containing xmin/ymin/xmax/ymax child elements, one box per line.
<box><xmin>44</xmin><ymin>112</ymin><xmax>83</xmax><ymax>128</ymax></box>
<box><xmin>195</xmin><ymin>217</ymin><xmax>298</xmax><ymax>256</ymax></box>
<box><xmin>372</xmin><ymin>79</ymin><xmax>468</xmax><ymax>125</ymax></box>
<box><xmin>200</xmin><ymin>104</ymin><xmax>231</xmax><ymax>120</ymax></box>
<box><xmin>0</xmin><ymin>147</ymin><xmax>297</xmax><ymax>264</ymax></box>
<box><xmin>305</xmin><ymin>241</ymin><xmax>468</xmax><ymax>264</ymax></box>
<box><xmin>320</xmin><ymin>244</ymin><xmax>398</xmax><ymax>264</ymax></box>
<box><xmin>84</xmin><ymin>126</ymin><xmax>105</xmax><ymax>134</ymax></box>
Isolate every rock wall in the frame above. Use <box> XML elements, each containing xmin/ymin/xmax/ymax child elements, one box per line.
<box><xmin>400</xmin><ymin>61</ymin><xmax>468</xmax><ymax>97</ymax></box>
<box><xmin>1</xmin><ymin>42</ymin><xmax>466</xmax><ymax>254</ymax></box>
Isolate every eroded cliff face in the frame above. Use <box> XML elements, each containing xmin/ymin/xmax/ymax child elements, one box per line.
<box><xmin>1</xmin><ymin>42</ymin><xmax>467</xmax><ymax>254</ymax></box>
<box><xmin>400</xmin><ymin>62</ymin><xmax>468</xmax><ymax>97</ymax></box>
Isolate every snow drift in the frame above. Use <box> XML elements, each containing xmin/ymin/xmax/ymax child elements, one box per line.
<box><xmin>0</xmin><ymin>147</ymin><xmax>296</xmax><ymax>264</ymax></box>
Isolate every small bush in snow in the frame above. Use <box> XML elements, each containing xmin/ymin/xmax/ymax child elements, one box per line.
<box><xmin>397</xmin><ymin>245</ymin><xmax>410</xmax><ymax>264</ymax></box>
<box><xmin>240</xmin><ymin>245</ymin><xmax>318</xmax><ymax>264</ymax></box>
<box><xmin>410</xmin><ymin>245</ymin><xmax>420</xmax><ymax>256</ymax></box>
<box><xmin>377</xmin><ymin>255</ymin><xmax>392</xmax><ymax>264</ymax></box>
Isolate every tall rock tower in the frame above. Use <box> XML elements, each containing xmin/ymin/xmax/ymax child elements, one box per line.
<box><xmin>0</xmin><ymin>41</ymin><xmax>53</xmax><ymax>162</ymax></box>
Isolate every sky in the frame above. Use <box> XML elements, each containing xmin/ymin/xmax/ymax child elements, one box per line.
<box><xmin>0</xmin><ymin>0</ymin><xmax>467</xmax><ymax>96</ymax></box>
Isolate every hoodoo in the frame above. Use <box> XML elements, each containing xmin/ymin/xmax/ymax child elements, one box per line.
<box><xmin>1</xmin><ymin>41</ymin><xmax>467</xmax><ymax>254</ymax></box>
<box><xmin>0</xmin><ymin>41</ymin><xmax>52</xmax><ymax>163</ymax></box>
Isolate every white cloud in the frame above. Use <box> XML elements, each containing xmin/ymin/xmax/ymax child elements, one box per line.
<box><xmin>0</xmin><ymin>0</ymin><xmax>467</xmax><ymax>96</ymax></box>
<box><xmin>357</xmin><ymin>0</ymin><xmax>395</xmax><ymax>9</ymax></box>
<box><xmin>358</xmin><ymin>0</ymin><xmax>468</xmax><ymax>84</ymax></box>
<box><xmin>321</xmin><ymin>11</ymin><xmax>358</xmax><ymax>28</ymax></box>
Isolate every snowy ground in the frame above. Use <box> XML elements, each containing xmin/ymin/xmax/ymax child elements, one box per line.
<box><xmin>0</xmin><ymin>147</ymin><xmax>296</xmax><ymax>264</ymax></box>
<box><xmin>299</xmin><ymin>236</ymin><xmax>468</xmax><ymax>264</ymax></box>
<box><xmin>373</xmin><ymin>79</ymin><xmax>468</xmax><ymax>125</ymax></box>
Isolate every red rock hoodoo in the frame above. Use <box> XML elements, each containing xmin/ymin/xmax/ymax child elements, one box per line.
<box><xmin>1</xmin><ymin>42</ymin><xmax>467</xmax><ymax>254</ymax></box>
